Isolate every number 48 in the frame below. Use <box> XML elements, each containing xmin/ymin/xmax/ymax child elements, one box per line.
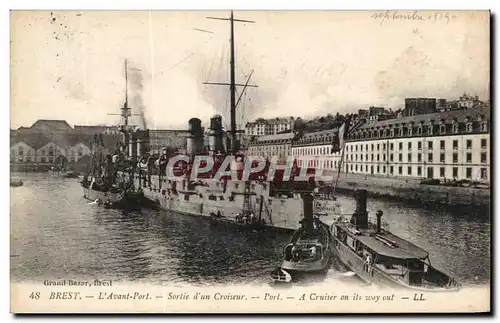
<box><xmin>29</xmin><ymin>292</ymin><xmax>40</xmax><ymax>300</ymax></box>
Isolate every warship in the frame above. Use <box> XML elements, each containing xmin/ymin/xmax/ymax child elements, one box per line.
<box><xmin>104</xmin><ymin>11</ymin><xmax>345</xmax><ymax>229</ymax></box>
<box><xmin>80</xmin><ymin>60</ymin><xmax>147</xmax><ymax>210</ymax></box>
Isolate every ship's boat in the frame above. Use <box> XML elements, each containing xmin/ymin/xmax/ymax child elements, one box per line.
<box><xmin>328</xmin><ymin>189</ymin><xmax>460</xmax><ymax>291</ymax></box>
<box><xmin>209</xmin><ymin>211</ymin><xmax>264</xmax><ymax>230</ymax></box>
<box><xmin>10</xmin><ymin>180</ymin><xmax>23</xmax><ymax>187</ymax></box>
<box><xmin>271</xmin><ymin>193</ymin><xmax>332</xmax><ymax>283</ymax></box>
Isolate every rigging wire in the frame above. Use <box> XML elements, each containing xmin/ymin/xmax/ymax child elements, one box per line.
<box><xmin>155</xmin><ymin>34</ymin><xmax>214</xmax><ymax>77</ymax></box>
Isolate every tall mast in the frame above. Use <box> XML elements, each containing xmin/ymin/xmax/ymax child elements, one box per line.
<box><xmin>229</xmin><ymin>11</ymin><xmax>236</xmax><ymax>150</ymax></box>
<box><xmin>204</xmin><ymin>11</ymin><xmax>257</xmax><ymax>154</ymax></box>
<box><xmin>108</xmin><ymin>59</ymin><xmax>138</xmax><ymax>127</ymax></box>
<box><xmin>123</xmin><ymin>59</ymin><xmax>130</xmax><ymax>126</ymax></box>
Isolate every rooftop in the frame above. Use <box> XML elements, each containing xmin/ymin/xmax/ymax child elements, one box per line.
<box><xmin>11</xmin><ymin>132</ymin><xmax>120</xmax><ymax>150</ymax></box>
<box><xmin>356</xmin><ymin>105</ymin><xmax>490</xmax><ymax>130</ymax></box>
<box><xmin>253</xmin><ymin>132</ymin><xmax>294</xmax><ymax>142</ymax></box>
<box><xmin>246</xmin><ymin>117</ymin><xmax>294</xmax><ymax>126</ymax></box>
<box><xmin>29</xmin><ymin>119</ymin><xmax>73</xmax><ymax>132</ymax></box>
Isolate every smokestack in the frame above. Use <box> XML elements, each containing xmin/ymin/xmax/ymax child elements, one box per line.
<box><xmin>136</xmin><ymin>130</ymin><xmax>150</xmax><ymax>158</ymax></box>
<box><xmin>129</xmin><ymin>132</ymin><xmax>137</xmax><ymax>160</ymax></box>
<box><xmin>187</xmin><ymin>118</ymin><xmax>203</xmax><ymax>156</ymax></box>
<box><xmin>351</xmin><ymin>189</ymin><xmax>368</xmax><ymax>229</ymax></box>
<box><xmin>376</xmin><ymin>210</ymin><xmax>383</xmax><ymax>233</ymax></box>
<box><xmin>208</xmin><ymin>115</ymin><xmax>224</xmax><ymax>152</ymax></box>
<box><xmin>301</xmin><ymin>193</ymin><xmax>314</xmax><ymax>233</ymax></box>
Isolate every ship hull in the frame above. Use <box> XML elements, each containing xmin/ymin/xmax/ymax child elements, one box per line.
<box><xmin>281</xmin><ymin>255</ymin><xmax>331</xmax><ymax>273</ymax></box>
<box><xmin>271</xmin><ymin>267</ymin><xmax>329</xmax><ymax>284</ymax></box>
<box><xmin>121</xmin><ymin>174</ymin><xmax>341</xmax><ymax>231</ymax></box>
<box><xmin>331</xmin><ymin>236</ymin><xmax>459</xmax><ymax>291</ymax></box>
<box><xmin>133</xmin><ymin>177</ymin><xmax>309</xmax><ymax>231</ymax></box>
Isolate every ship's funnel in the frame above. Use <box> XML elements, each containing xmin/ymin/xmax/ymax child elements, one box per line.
<box><xmin>188</xmin><ymin>118</ymin><xmax>203</xmax><ymax>135</ymax></box>
<box><xmin>187</xmin><ymin>118</ymin><xmax>204</xmax><ymax>156</ymax></box>
<box><xmin>301</xmin><ymin>193</ymin><xmax>314</xmax><ymax>234</ymax></box>
<box><xmin>351</xmin><ymin>189</ymin><xmax>368</xmax><ymax>229</ymax></box>
<box><xmin>376</xmin><ymin>210</ymin><xmax>383</xmax><ymax>233</ymax></box>
<box><xmin>208</xmin><ymin>115</ymin><xmax>224</xmax><ymax>152</ymax></box>
<box><xmin>136</xmin><ymin>129</ymin><xmax>150</xmax><ymax>157</ymax></box>
<box><xmin>129</xmin><ymin>132</ymin><xmax>137</xmax><ymax>160</ymax></box>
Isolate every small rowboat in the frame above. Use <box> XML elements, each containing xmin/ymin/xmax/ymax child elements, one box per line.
<box><xmin>270</xmin><ymin>267</ymin><xmax>292</xmax><ymax>283</ymax></box>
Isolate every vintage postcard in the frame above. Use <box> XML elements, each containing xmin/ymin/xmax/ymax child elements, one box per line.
<box><xmin>10</xmin><ymin>10</ymin><xmax>491</xmax><ymax>313</ymax></box>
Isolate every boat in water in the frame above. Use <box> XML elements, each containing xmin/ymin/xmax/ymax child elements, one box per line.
<box><xmin>271</xmin><ymin>192</ymin><xmax>333</xmax><ymax>283</ymax></box>
<box><xmin>209</xmin><ymin>210</ymin><xmax>263</xmax><ymax>230</ymax></box>
<box><xmin>101</xmin><ymin>11</ymin><xmax>348</xmax><ymax>231</ymax></box>
<box><xmin>80</xmin><ymin>131</ymin><xmax>145</xmax><ymax>210</ymax></box>
<box><xmin>10</xmin><ymin>179</ymin><xmax>23</xmax><ymax>187</ymax></box>
<box><xmin>328</xmin><ymin>189</ymin><xmax>460</xmax><ymax>291</ymax></box>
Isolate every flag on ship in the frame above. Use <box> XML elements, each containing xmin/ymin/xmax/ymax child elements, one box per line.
<box><xmin>331</xmin><ymin>115</ymin><xmax>351</xmax><ymax>153</ymax></box>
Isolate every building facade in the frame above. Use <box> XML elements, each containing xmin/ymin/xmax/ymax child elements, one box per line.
<box><xmin>291</xmin><ymin>129</ymin><xmax>343</xmax><ymax>170</ymax></box>
<box><xmin>10</xmin><ymin>120</ymin><xmax>118</xmax><ymax>170</ymax></box>
<box><xmin>245</xmin><ymin>117</ymin><xmax>294</xmax><ymax>136</ymax></box>
<box><xmin>247</xmin><ymin>133</ymin><xmax>294</xmax><ymax>160</ymax></box>
<box><xmin>10</xmin><ymin>141</ymin><xmax>37</xmax><ymax>163</ymax></box>
<box><xmin>343</xmin><ymin>106</ymin><xmax>490</xmax><ymax>183</ymax></box>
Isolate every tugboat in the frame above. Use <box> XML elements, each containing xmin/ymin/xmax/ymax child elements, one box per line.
<box><xmin>329</xmin><ymin>189</ymin><xmax>460</xmax><ymax>291</ymax></box>
<box><xmin>271</xmin><ymin>192</ymin><xmax>332</xmax><ymax>283</ymax></box>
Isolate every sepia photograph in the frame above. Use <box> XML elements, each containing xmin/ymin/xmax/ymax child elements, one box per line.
<box><xmin>9</xmin><ymin>9</ymin><xmax>491</xmax><ymax>314</ymax></box>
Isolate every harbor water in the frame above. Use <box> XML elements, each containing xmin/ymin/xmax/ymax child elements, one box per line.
<box><xmin>10</xmin><ymin>173</ymin><xmax>490</xmax><ymax>287</ymax></box>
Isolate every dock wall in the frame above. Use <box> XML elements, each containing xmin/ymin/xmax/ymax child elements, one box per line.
<box><xmin>333</xmin><ymin>173</ymin><xmax>490</xmax><ymax>208</ymax></box>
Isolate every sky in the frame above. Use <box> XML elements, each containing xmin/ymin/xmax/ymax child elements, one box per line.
<box><xmin>10</xmin><ymin>10</ymin><xmax>490</xmax><ymax>130</ymax></box>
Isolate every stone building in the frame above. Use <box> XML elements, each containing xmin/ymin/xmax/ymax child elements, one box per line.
<box><xmin>246</xmin><ymin>133</ymin><xmax>294</xmax><ymax>160</ymax></box>
<box><xmin>291</xmin><ymin>128</ymin><xmax>343</xmax><ymax>170</ymax></box>
<box><xmin>343</xmin><ymin>105</ymin><xmax>490</xmax><ymax>183</ymax></box>
<box><xmin>245</xmin><ymin>117</ymin><xmax>294</xmax><ymax>136</ymax></box>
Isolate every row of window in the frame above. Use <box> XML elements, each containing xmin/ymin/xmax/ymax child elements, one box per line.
<box><xmin>257</xmin><ymin>138</ymin><xmax>489</xmax><ymax>157</ymax></box>
<box><xmin>347</xmin><ymin>152</ymin><xmax>488</xmax><ymax>164</ymax></box>
<box><xmin>292</xmin><ymin>147</ymin><xmax>342</xmax><ymax>156</ymax></box>
<box><xmin>347</xmin><ymin>164</ymin><xmax>488</xmax><ymax>180</ymax></box>
<box><xmin>11</xmin><ymin>156</ymin><xmax>80</xmax><ymax>163</ymax></box>
<box><xmin>349</xmin><ymin>121</ymin><xmax>488</xmax><ymax>140</ymax></box>
<box><xmin>13</xmin><ymin>147</ymin><xmax>84</xmax><ymax>156</ymax></box>
<box><xmin>296</xmin><ymin>159</ymin><xmax>339</xmax><ymax>169</ymax></box>
<box><xmin>346</xmin><ymin>138</ymin><xmax>488</xmax><ymax>153</ymax></box>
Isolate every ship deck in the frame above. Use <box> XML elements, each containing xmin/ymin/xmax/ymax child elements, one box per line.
<box><xmin>338</xmin><ymin>223</ymin><xmax>429</xmax><ymax>259</ymax></box>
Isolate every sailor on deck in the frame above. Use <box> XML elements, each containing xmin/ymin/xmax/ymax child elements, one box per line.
<box><xmin>309</xmin><ymin>246</ymin><xmax>317</xmax><ymax>258</ymax></box>
<box><xmin>364</xmin><ymin>253</ymin><xmax>372</xmax><ymax>272</ymax></box>
<box><xmin>158</xmin><ymin>149</ymin><xmax>168</xmax><ymax>177</ymax></box>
